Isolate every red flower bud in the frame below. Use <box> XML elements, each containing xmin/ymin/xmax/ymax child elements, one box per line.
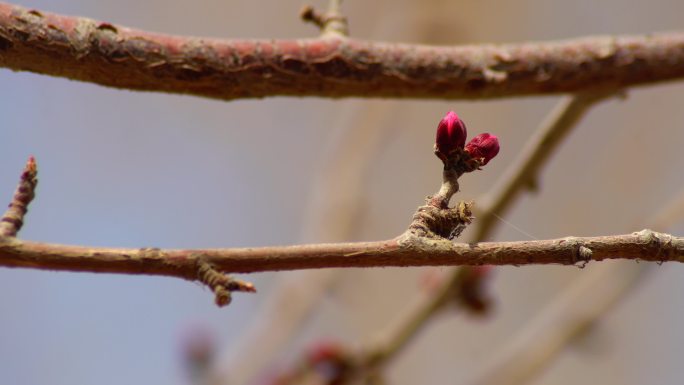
<box><xmin>459</xmin><ymin>265</ymin><xmax>494</xmax><ymax>315</ymax></box>
<box><xmin>465</xmin><ymin>133</ymin><xmax>500</xmax><ymax>165</ymax></box>
<box><xmin>306</xmin><ymin>341</ymin><xmax>345</xmax><ymax>365</ymax></box>
<box><xmin>435</xmin><ymin>111</ymin><xmax>467</xmax><ymax>159</ymax></box>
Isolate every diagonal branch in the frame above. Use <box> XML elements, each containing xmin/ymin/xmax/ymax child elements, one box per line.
<box><xmin>466</xmin><ymin>188</ymin><xmax>684</xmax><ymax>385</ymax></box>
<box><xmin>2</xmin><ymin>2</ymin><xmax>684</xmax><ymax>101</ymax></box>
<box><xmin>216</xmin><ymin>101</ymin><xmax>398</xmax><ymax>384</ymax></box>
<box><xmin>474</xmin><ymin>91</ymin><xmax>617</xmax><ymax>240</ymax></box>
<box><xmin>357</xmin><ymin>93</ymin><xmax>612</xmax><ymax>369</ymax></box>
<box><xmin>470</xmin><ymin>262</ymin><xmax>647</xmax><ymax>385</ymax></box>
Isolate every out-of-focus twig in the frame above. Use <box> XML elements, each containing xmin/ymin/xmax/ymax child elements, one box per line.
<box><xmin>474</xmin><ymin>91</ymin><xmax>618</xmax><ymax>240</ymax></box>
<box><xmin>216</xmin><ymin>102</ymin><xmax>397</xmax><ymax>385</ymax></box>
<box><xmin>646</xmin><ymin>189</ymin><xmax>684</xmax><ymax>232</ymax></box>
<box><xmin>359</xmin><ymin>92</ymin><xmax>614</xmax><ymax>370</ymax></box>
<box><xmin>362</xmin><ymin>269</ymin><xmax>465</xmax><ymax>368</ymax></box>
<box><xmin>469</xmin><ymin>262</ymin><xmax>647</xmax><ymax>385</ymax></box>
<box><xmin>465</xmin><ymin>188</ymin><xmax>684</xmax><ymax>385</ymax></box>
<box><xmin>301</xmin><ymin>0</ymin><xmax>349</xmax><ymax>38</ymax></box>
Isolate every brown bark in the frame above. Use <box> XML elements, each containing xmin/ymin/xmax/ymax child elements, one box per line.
<box><xmin>0</xmin><ymin>230</ymin><xmax>681</xmax><ymax>280</ymax></box>
<box><xmin>1</xmin><ymin>2</ymin><xmax>684</xmax><ymax>101</ymax></box>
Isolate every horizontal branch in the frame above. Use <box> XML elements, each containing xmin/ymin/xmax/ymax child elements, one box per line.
<box><xmin>2</xmin><ymin>3</ymin><xmax>684</xmax><ymax>101</ymax></box>
<box><xmin>0</xmin><ymin>230</ymin><xmax>681</xmax><ymax>279</ymax></box>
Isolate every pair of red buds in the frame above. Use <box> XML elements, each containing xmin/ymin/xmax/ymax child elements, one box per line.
<box><xmin>435</xmin><ymin>111</ymin><xmax>500</xmax><ymax>165</ymax></box>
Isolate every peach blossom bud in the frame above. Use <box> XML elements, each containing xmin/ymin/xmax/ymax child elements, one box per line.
<box><xmin>465</xmin><ymin>133</ymin><xmax>500</xmax><ymax>165</ymax></box>
<box><xmin>435</xmin><ymin>111</ymin><xmax>467</xmax><ymax>159</ymax></box>
<box><xmin>306</xmin><ymin>341</ymin><xmax>345</xmax><ymax>365</ymax></box>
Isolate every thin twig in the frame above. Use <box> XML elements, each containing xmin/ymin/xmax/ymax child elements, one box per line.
<box><xmin>0</xmin><ymin>230</ymin><xmax>682</xmax><ymax>275</ymax></box>
<box><xmin>363</xmin><ymin>269</ymin><xmax>464</xmax><ymax>368</ymax></box>
<box><xmin>0</xmin><ymin>156</ymin><xmax>37</xmax><ymax>237</ymax></box>
<box><xmin>0</xmin><ymin>145</ymin><xmax>680</xmax><ymax>304</ymax></box>
<box><xmin>301</xmin><ymin>0</ymin><xmax>349</xmax><ymax>38</ymax></box>
<box><xmin>196</xmin><ymin>259</ymin><xmax>255</xmax><ymax>307</ymax></box>
<box><xmin>2</xmin><ymin>2</ymin><xmax>684</xmax><ymax>101</ymax></box>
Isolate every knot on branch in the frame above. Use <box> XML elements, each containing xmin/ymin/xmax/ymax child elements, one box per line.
<box><xmin>560</xmin><ymin>237</ymin><xmax>594</xmax><ymax>267</ymax></box>
<box><xmin>1</xmin><ymin>156</ymin><xmax>37</xmax><ymax>237</ymax></box>
<box><xmin>635</xmin><ymin>229</ymin><xmax>676</xmax><ymax>263</ymax></box>
<box><xmin>408</xmin><ymin>200</ymin><xmax>473</xmax><ymax>240</ymax></box>
<box><xmin>197</xmin><ymin>260</ymin><xmax>255</xmax><ymax>307</ymax></box>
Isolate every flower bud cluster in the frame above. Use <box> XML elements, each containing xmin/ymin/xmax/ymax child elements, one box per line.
<box><xmin>435</xmin><ymin>111</ymin><xmax>500</xmax><ymax>167</ymax></box>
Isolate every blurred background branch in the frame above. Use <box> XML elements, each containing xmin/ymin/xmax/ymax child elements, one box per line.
<box><xmin>465</xmin><ymin>188</ymin><xmax>684</xmax><ymax>385</ymax></box>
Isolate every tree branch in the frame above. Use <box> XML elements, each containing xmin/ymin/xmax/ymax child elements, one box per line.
<box><xmin>1</xmin><ymin>230</ymin><xmax>682</xmax><ymax>276</ymax></box>
<box><xmin>2</xmin><ymin>2</ymin><xmax>684</xmax><ymax>101</ymax></box>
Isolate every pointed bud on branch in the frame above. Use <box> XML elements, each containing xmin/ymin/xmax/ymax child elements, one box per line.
<box><xmin>435</xmin><ymin>111</ymin><xmax>467</xmax><ymax>162</ymax></box>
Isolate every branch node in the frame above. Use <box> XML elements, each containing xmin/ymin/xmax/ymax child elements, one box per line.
<box><xmin>1</xmin><ymin>156</ymin><xmax>38</xmax><ymax>237</ymax></box>
<box><xmin>577</xmin><ymin>246</ymin><xmax>593</xmax><ymax>268</ymax></box>
<box><xmin>196</xmin><ymin>260</ymin><xmax>255</xmax><ymax>307</ymax></box>
<box><xmin>408</xmin><ymin>200</ymin><xmax>473</xmax><ymax>239</ymax></box>
<box><xmin>636</xmin><ymin>229</ymin><xmax>676</xmax><ymax>263</ymax></box>
<box><xmin>561</xmin><ymin>237</ymin><xmax>593</xmax><ymax>268</ymax></box>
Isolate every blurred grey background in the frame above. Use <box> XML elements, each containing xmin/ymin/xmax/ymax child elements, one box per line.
<box><xmin>1</xmin><ymin>0</ymin><xmax>683</xmax><ymax>384</ymax></box>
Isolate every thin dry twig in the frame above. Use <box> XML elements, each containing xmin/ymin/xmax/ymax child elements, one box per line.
<box><xmin>0</xmin><ymin>156</ymin><xmax>37</xmax><ymax>237</ymax></box>
<box><xmin>1</xmin><ymin>230</ymin><xmax>681</xmax><ymax>274</ymax></box>
<box><xmin>301</xmin><ymin>0</ymin><xmax>349</xmax><ymax>38</ymax></box>
<box><xmin>469</xmin><ymin>262</ymin><xmax>647</xmax><ymax>385</ymax></box>
<box><xmin>0</xmin><ymin>151</ymin><xmax>681</xmax><ymax>305</ymax></box>
<box><xmin>2</xmin><ymin>2</ymin><xmax>684</xmax><ymax>101</ymax></box>
<box><xmin>0</xmin><ymin>156</ymin><xmax>684</xmax><ymax>291</ymax></box>
<box><xmin>196</xmin><ymin>259</ymin><xmax>256</xmax><ymax>307</ymax></box>
<box><xmin>0</xmin><ymin>158</ymin><xmax>260</xmax><ymax>306</ymax></box>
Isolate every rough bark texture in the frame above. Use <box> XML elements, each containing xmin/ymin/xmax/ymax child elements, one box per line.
<box><xmin>0</xmin><ymin>230</ymin><xmax>681</xmax><ymax>280</ymax></box>
<box><xmin>2</xmin><ymin>2</ymin><xmax>684</xmax><ymax>101</ymax></box>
